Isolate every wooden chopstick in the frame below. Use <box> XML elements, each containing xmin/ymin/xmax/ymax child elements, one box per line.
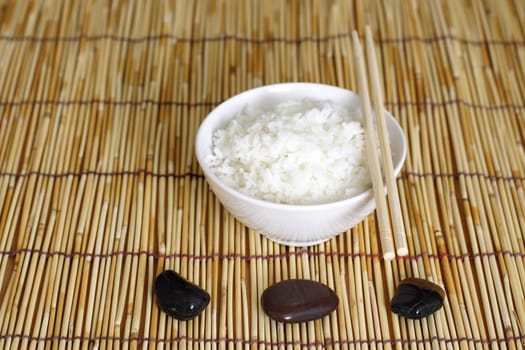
<box><xmin>352</xmin><ymin>30</ymin><xmax>395</xmax><ymax>260</ymax></box>
<box><xmin>352</xmin><ymin>27</ymin><xmax>409</xmax><ymax>259</ymax></box>
<box><xmin>364</xmin><ymin>27</ymin><xmax>409</xmax><ymax>256</ymax></box>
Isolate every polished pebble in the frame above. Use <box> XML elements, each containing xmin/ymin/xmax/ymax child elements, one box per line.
<box><xmin>261</xmin><ymin>279</ymin><xmax>339</xmax><ymax>323</ymax></box>
<box><xmin>390</xmin><ymin>278</ymin><xmax>445</xmax><ymax>319</ymax></box>
<box><xmin>155</xmin><ymin>270</ymin><xmax>210</xmax><ymax>321</ymax></box>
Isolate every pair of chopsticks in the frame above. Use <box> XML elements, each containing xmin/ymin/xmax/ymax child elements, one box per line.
<box><xmin>353</xmin><ymin>27</ymin><xmax>408</xmax><ymax>260</ymax></box>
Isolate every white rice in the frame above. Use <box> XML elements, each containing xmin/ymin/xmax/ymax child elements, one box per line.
<box><xmin>207</xmin><ymin>98</ymin><xmax>370</xmax><ymax>205</ymax></box>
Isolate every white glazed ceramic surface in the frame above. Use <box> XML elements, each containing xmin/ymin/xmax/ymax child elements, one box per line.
<box><xmin>195</xmin><ymin>83</ymin><xmax>407</xmax><ymax>246</ymax></box>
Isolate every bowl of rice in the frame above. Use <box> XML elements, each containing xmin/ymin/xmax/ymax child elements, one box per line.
<box><xmin>195</xmin><ymin>83</ymin><xmax>407</xmax><ymax>246</ymax></box>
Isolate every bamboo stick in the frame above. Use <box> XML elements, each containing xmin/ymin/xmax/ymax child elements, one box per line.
<box><xmin>354</xmin><ymin>221</ymin><xmax>366</xmax><ymax>350</ymax></box>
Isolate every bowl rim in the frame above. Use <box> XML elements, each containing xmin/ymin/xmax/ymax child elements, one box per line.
<box><xmin>195</xmin><ymin>82</ymin><xmax>407</xmax><ymax>212</ymax></box>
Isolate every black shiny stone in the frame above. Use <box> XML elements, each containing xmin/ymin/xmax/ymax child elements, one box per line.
<box><xmin>154</xmin><ymin>270</ymin><xmax>210</xmax><ymax>320</ymax></box>
<box><xmin>390</xmin><ymin>278</ymin><xmax>445</xmax><ymax>319</ymax></box>
<box><xmin>261</xmin><ymin>279</ymin><xmax>339</xmax><ymax>323</ymax></box>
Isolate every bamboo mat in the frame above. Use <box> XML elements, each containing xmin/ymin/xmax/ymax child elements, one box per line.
<box><xmin>0</xmin><ymin>0</ymin><xmax>524</xmax><ymax>349</ymax></box>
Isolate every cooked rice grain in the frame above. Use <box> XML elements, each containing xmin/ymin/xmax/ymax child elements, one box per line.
<box><xmin>207</xmin><ymin>99</ymin><xmax>370</xmax><ymax>204</ymax></box>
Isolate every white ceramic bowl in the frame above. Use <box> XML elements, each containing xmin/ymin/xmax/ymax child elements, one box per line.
<box><xmin>195</xmin><ymin>83</ymin><xmax>407</xmax><ymax>246</ymax></box>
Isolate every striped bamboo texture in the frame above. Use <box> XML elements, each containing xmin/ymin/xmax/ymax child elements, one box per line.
<box><xmin>0</xmin><ymin>0</ymin><xmax>524</xmax><ymax>349</ymax></box>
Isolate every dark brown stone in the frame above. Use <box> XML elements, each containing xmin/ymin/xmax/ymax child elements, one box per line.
<box><xmin>261</xmin><ymin>279</ymin><xmax>339</xmax><ymax>323</ymax></box>
<box><xmin>390</xmin><ymin>278</ymin><xmax>445</xmax><ymax>319</ymax></box>
<box><xmin>155</xmin><ymin>270</ymin><xmax>210</xmax><ymax>321</ymax></box>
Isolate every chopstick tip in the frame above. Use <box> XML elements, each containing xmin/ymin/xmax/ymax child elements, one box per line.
<box><xmin>397</xmin><ymin>247</ymin><xmax>409</xmax><ymax>257</ymax></box>
<box><xmin>383</xmin><ymin>251</ymin><xmax>396</xmax><ymax>261</ymax></box>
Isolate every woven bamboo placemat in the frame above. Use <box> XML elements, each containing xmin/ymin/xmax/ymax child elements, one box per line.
<box><xmin>0</xmin><ymin>0</ymin><xmax>524</xmax><ymax>349</ymax></box>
